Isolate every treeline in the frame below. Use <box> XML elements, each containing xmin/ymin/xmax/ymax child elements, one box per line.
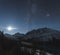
<box><xmin>30</xmin><ymin>37</ymin><xmax>60</xmax><ymax>55</ymax></box>
<box><xmin>0</xmin><ymin>31</ymin><xmax>36</xmax><ymax>55</ymax></box>
<box><xmin>48</xmin><ymin>37</ymin><xmax>60</xmax><ymax>46</ymax></box>
<box><xmin>0</xmin><ymin>31</ymin><xmax>60</xmax><ymax>55</ymax></box>
<box><xmin>0</xmin><ymin>31</ymin><xmax>20</xmax><ymax>55</ymax></box>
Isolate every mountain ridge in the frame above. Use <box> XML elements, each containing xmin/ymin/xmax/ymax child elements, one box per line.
<box><xmin>23</xmin><ymin>27</ymin><xmax>60</xmax><ymax>41</ymax></box>
<box><xmin>4</xmin><ymin>27</ymin><xmax>60</xmax><ymax>41</ymax></box>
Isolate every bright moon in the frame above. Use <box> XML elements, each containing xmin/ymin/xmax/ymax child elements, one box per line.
<box><xmin>6</xmin><ymin>26</ymin><xmax>16</xmax><ymax>31</ymax></box>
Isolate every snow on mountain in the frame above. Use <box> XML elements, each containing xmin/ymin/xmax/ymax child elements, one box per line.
<box><xmin>13</xmin><ymin>32</ymin><xmax>24</xmax><ymax>37</ymax></box>
<box><xmin>5</xmin><ymin>32</ymin><xmax>24</xmax><ymax>40</ymax></box>
<box><xmin>24</xmin><ymin>28</ymin><xmax>60</xmax><ymax>41</ymax></box>
<box><xmin>4</xmin><ymin>28</ymin><xmax>60</xmax><ymax>41</ymax></box>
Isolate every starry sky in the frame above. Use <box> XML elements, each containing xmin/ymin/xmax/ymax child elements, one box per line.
<box><xmin>0</xmin><ymin>0</ymin><xmax>60</xmax><ymax>34</ymax></box>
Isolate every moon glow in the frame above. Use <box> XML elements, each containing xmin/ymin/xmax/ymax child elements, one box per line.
<box><xmin>6</xmin><ymin>26</ymin><xmax>16</xmax><ymax>31</ymax></box>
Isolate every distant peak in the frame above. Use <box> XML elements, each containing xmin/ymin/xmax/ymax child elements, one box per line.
<box><xmin>14</xmin><ymin>32</ymin><xmax>21</xmax><ymax>35</ymax></box>
<box><xmin>13</xmin><ymin>32</ymin><xmax>24</xmax><ymax>37</ymax></box>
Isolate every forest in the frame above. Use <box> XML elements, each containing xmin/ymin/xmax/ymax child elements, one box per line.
<box><xmin>0</xmin><ymin>31</ymin><xmax>60</xmax><ymax>55</ymax></box>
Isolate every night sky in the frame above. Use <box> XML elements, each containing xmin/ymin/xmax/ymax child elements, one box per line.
<box><xmin>0</xmin><ymin>0</ymin><xmax>60</xmax><ymax>34</ymax></box>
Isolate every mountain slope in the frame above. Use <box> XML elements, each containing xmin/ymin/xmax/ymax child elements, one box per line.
<box><xmin>13</xmin><ymin>32</ymin><xmax>24</xmax><ymax>37</ymax></box>
<box><xmin>24</xmin><ymin>28</ymin><xmax>60</xmax><ymax>41</ymax></box>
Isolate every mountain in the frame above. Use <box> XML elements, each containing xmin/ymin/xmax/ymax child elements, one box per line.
<box><xmin>24</xmin><ymin>27</ymin><xmax>60</xmax><ymax>41</ymax></box>
<box><xmin>13</xmin><ymin>32</ymin><xmax>24</xmax><ymax>37</ymax></box>
<box><xmin>5</xmin><ymin>32</ymin><xmax>24</xmax><ymax>40</ymax></box>
<box><xmin>5</xmin><ymin>34</ymin><xmax>16</xmax><ymax>40</ymax></box>
<box><xmin>13</xmin><ymin>32</ymin><xmax>24</xmax><ymax>39</ymax></box>
<box><xmin>4</xmin><ymin>28</ymin><xmax>60</xmax><ymax>41</ymax></box>
<box><xmin>5</xmin><ymin>34</ymin><xmax>13</xmax><ymax>37</ymax></box>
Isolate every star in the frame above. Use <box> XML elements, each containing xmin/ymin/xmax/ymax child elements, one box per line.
<box><xmin>46</xmin><ymin>14</ymin><xmax>50</xmax><ymax>17</ymax></box>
